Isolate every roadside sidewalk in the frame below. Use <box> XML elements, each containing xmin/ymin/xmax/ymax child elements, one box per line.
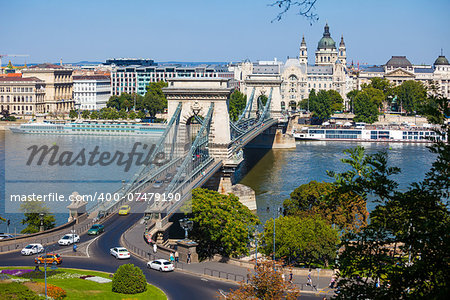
<box><xmin>122</xmin><ymin>221</ymin><xmax>335</xmax><ymax>294</ymax></box>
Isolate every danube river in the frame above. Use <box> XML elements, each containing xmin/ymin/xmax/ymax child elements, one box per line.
<box><xmin>0</xmin><ymin>130</ymin><xmax>436</xmax><ymax>233</ymax></box>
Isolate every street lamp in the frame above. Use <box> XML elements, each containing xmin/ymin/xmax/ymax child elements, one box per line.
<box><xmin>267</xmin><ymin>206</ymin><xmax>283</xmax><ymax>265</ymax></box>
<box><xmin>39</xmin><ymin>213</ymin><xmax>45</xmax><ymax>232</ymax></box>
<box><xmin>179</xmin><ymin>218</ymin><xmax>193</xmax><ymax>240</ymax></box>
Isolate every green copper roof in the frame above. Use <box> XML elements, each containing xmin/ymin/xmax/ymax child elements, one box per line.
<box><xmin>317</xmin><ymin>23</ymin><xmax>336</xmax><ymax>50</ymax></box>
<box><xmin>434</xmin><ymin>55</ymin><xmax>449</xmax><ymax>65</ymax></box>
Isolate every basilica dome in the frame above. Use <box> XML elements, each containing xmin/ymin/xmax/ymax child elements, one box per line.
<box><xmin>434</xmin><ymin>55</ymin><xmax>449</xmax><ymax>65</ymax></box>
<box><xmin>317</xmin><ymin>23</ymin><xmax>336</xmax><ymax>50</ymax></box>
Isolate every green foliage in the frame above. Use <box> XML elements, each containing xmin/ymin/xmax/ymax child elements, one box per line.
<box><xmin>262</xmin><ymin>215</ymin><xmax>339</xmax><ymax>267</ymax></box>
<box><xmin>90</xmin><ymin>110</ymin><xmax>99</xmax><ymax>120</ymax></box>
<box><xmin>137</xmin><ymin>111</ymin><xmax>146</xmax><ymax>119</ymax></box>
<box><xmin>308</xmin><ymin>89</ymin><xmax>343</xmax><ymax>122</ymax></box>
<box><xmin>107</xmin><ymin>93</ymin><xmax>143</xmax><ymax>112</ymax></box>
<box><xmin>353</xmin><ymin>88</ymin><xmax>381</xmax><ymax>123</ymax></box>
<box><xmin>283</xmin><ymin>180</ymin><xmax>368</xmax><ymax>232</ymax></box>
<box><xmin>118</xmin><ymin>109</ymin><xmax>127</xmax><ymax>119</ymax></box>
<box><xmin>394</xmin><ymin>80</ymin><xmax>427</xmax><ymax>114</ymax></box>
<box><xmin>112</xmin><ymin>264</ymin><xmax>147</xmax><ymax>294</ymax></box>
<box><xmin>189</xmin><ymin>188</ymin><xmax>260</xmax><ymax>260</ymax></box>
<box><xmin>0</xmin><ymin>282</ymin><xmax>41</xmax><ymax>300</ymax></box>
<box><xmin>128</xmin><ymin>110</ymin><xmax>137</xmax><ymax>120</ymax></box>
<box><xmin>20</xmin><ymin>201</ymin><xmax>56</xmax><ymax>234</ymax></box>
<box><xmin>142</xmin><ymin>81</ymin><xmax>168</xmax><ymax>117</ymax></box>
<box><xmin>258</xmin><ymin>94</ymin><xmax>268</xmax><ymax>109</ymax></box>
<box><xmin>81</xmin><ymin>110</ymin><xmax>90</xmax><ymax>119</ymax></box>
<box><xmin>69</xmin><ymin>110</ymin><xmax>77</xmax><ymax>119</ymax></box>
<box><xmin>228</xmin><ymin>90</ymin><xmax>247</xmax><ymax>122</ymax></box>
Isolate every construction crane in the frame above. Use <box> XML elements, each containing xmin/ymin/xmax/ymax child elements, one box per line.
<box><xmin>0</xmin><ymin>54</ymin><xmax>30</xmax><ymax>70</ymax></box>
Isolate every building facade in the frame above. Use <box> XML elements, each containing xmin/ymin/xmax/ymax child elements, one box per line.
<box><xmin>111</xmin><ymin>64</ymin><xmax>234</xmax><ymax>96</ymax></box>
<box><xmin>358</xmin><ymin>54</ymin><xmax>450</xmax><ymax>98</ymax></box>
<box><xmin>22</xmin><ymin>63</ymin><xmax>74</xmax><ymax>113</ymax></box>
<box><xmin>235</xmin><ymin>23</ymin><xmax>353</xmax><ymax>111</ymax></box>
<box><xmin>0</xmin><ymin>76</ymin><xmax>46</xmax><ymax>116</ymax></box>
<box><xmin>73</xmin><ymin>75</ymin><xmax>111</xmax><ymax>110</ymax></box>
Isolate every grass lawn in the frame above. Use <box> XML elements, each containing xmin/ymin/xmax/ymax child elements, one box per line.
<box><xmin>0</xmin><ymin>267</ymin><xmax>166</xmax><ymax>300</ymax></box>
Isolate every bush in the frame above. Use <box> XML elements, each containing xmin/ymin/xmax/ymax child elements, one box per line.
<box><xmin>112</xmin><ymin>264</ymin><xmax>147</xmax><ymax>294</ymax></box>
<box><xmin>37</xmin><ymin>282</ymin><xmax>66</xmax><ymax>299</ymax></box>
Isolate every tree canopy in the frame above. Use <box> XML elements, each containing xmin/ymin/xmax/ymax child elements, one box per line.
<box><xmin>20</xmin><ymin>201</ymin><xmax>56</xmax><ymax>234</ymax></box>
<box><xmin>189</xmin><ymin>188</ymin><xmax>259</xmax><ymax>260</ymax></box>
<box><xmin>308</xmin><ymin>89</ymin><xmax>343</xmax><ymax>122</ymax></box>
<box><xmin>229</xmin><ymin>90</ymin><xmax>247</xmax><ymax>122</ymax></box>
<box><xmin>353</xmin><ymin>88</ymin><xmax>382</xmax><ymax>123</ymax></box>
<box><xmin>142</xmin><ymin>81</ymin><xmax>168</xmax><ymax>117</ymax></box>
<box><xmin>262</xmin><ymin>215</ymin><xmax>339</xmax><ymax>267</ymax></box>
<box><xmin>394</xmin><ymin>80</ymin><xmax>427</xmax><ymax>114</ymax></box>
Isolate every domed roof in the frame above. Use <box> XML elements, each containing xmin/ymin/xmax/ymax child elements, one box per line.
<box><xmin>317</xmin><ymin>23</ymin><xmax>336</xmax><ymax>50</ymax></box>
<box><xmin>385</xmin><ymin>56</ymin><xmax>412</xmax><ymax>68</ymax></box>
<box><xmin>434</xmin><ymin>55</ymin><xmax>449</xmax><ymax>65</ymax></box>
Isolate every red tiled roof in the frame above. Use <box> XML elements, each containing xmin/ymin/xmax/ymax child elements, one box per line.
<box><xmin>0</xmin><ymin>76</ymin><xmax>44</xmax><ymax>82</ymax></box>
<box><xmin>73</xmin><ymin>75</ymin><xmax>110</xmax><ymax>81</ymax></box>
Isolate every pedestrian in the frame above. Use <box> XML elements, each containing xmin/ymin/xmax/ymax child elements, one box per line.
<box><xmin>174</xmin><ymin>251</ymin><xmax>179</xmax><ymax>262</ymax></box>
<box><xmin>153</xmin><ymin>243</ymin><xmax>157</xmax><ymax>254</ymax></box>
<box><xmin>289</xmin><ymin>271</ymin><xmax>293</xmax><ymax>283</ymax></box>
<box><xmin>329</xmin><ymin>276</ymin><xmax>336</xmax><ymax>288</ymax></box>
<box><xmin>169</xmin><ymin>252</ymin><xmax>175</xmax><ymax>263</ymax></box>
<box><xmin>73</xmin><ymin>244</ymin><xmax>77</xmax><ymax>252</ymax></box>
<box><xmin>307</xmin><ymin>269</ymin><xmax>312</xmax><ymax>286</ymax></box>
<box><xmin>187</xmin><ymin>251</ymin><xmax>191</xmax><ymax>264</ymax></box>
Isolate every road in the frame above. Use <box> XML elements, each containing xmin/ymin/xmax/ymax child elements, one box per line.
<box><xmin>0</xmin><ymin>206</ymin><xmax>325</xmax><ymax>299</ymax></box>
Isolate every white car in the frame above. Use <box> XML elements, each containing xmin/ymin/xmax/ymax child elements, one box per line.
<box><xmin>21</xmin><ymin>243</ymin><xmax>44</xmax><ymax>256</ymax></box>
<box><xmin>147</xmin><ymin>259</ymin><xmax>174</xmax><ymax>272</ymax></box>
<box><xmin>58</xmin><ymin>234</ymin><xmax>80</xmax><ymax>246</ymax></box>
<box><xmin>110</xmin><ymin>247</ymin><xmax>130</xmax><ymax>259</ymax></box>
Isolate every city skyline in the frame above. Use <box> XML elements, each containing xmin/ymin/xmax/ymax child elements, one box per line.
<box><xmin>1</xmin><ymin>0</ymin><xmax>449</xmax><ymax>66</ymax></box>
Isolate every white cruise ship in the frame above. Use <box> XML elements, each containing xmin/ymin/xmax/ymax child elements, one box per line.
<box><xmin>293</xmin><ymin>126</ymin><xmax>442</xmax><ymax>143</ymax></box>
<box><xmin>9</xmin><ymin>120</ymin><xmax>166</xmax><ymax>137</ymax></box>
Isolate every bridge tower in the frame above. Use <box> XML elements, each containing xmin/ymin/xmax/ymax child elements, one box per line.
<box><xmin>164</xmin><ymin>78</ymin><xmax>233</xmax><ymax>160</ymax></box>
<box><xmin>241</xmin><ymin>74</ymin><xmax>283</xmax><ymax>119</ymax></box>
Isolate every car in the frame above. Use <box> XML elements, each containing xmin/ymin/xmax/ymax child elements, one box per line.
<box><xmin>0</xmin><ymin>234</ymin><xmax>14</xmax><ymax>240</ymax></box>
<box><xmin>58</xmin><ymin>234</ymin><xmax>80</xmax><ymax>245</ymax></box>
<box><xmin>110</xmin><ymin>247</ymin><xmax>130</xmax><ymax>259</ymax></box>
<box><xmin>88</xmin><ymin>224</ymin><xmax>104</xmax><ymax>235</ymax></box>
<box><xmin>153</xmin><ymin>180</ymin><xmax>163</xmax><ymax>188</ymax></box>
<box><xmin>21</xmin><ymin>243</ymin><xmax>44</xmax><ymax>256</ymax></box>
<box><xmin>118</xmin><ymin>205</ymin><xmax>131</xmax><ymax>216</ymax></box>
<box><xmin>147</xmin><ymin>259</ymin><xmax>174</xmax><ymax>272</ymax></box>
<box><xmin>35</xmin><ymin>253</ymin><xmax>62</xmax><ymax>265</ymax></box>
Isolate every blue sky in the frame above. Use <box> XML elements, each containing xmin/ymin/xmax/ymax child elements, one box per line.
<box><xmin>1</xmin><ymin>0</ymin><xmax>449</xmax><ymax>66</ymax></box>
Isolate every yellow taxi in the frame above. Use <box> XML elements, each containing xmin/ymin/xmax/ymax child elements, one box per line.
<box><xmin>118</xmin><ymin>205</ymin><xmax>131</xmax><ymax>216</ymax></box>
<box><xmin>34</xmin><ymin>253</ymin><xmax>62</xmax><ymax>265</ymax></box>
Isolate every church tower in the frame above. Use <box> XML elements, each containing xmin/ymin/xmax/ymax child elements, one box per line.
<box><xmin>338</xmin><ymin>35</ymin><xmax>347</xmax><ymax>65</ymax></box>
<box><xmin>299</xmin><ymin>35</ymin><xmax>308</xmax><ymax>65</ymax></box>
<box><xmin>315</xmin><ymin>23</ymin><xmax>338</xmax><ymax>65</ymax></box>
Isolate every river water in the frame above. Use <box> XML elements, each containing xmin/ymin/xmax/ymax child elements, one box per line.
<box><xmin>0</xmin><ymin>130</ymin><xmax>436</xmax><ymax>233</ymax></box>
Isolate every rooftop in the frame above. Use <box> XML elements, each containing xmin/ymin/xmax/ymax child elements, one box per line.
<box><xmin>28</xmin><ymin>63</ymin><xmax>66</xmax><ymax>69</ymax></box>
<box><xmin>73</xmin><ymin>75</ymin><xmax>110</xmax><ymax>81</ymax></box>
<box><xmin>0</xmin><ymin>76</ymin><xmax>43</xmax><ymax>82</ymax></box>
<box><xmin>385</xmin><ymin>56</ymin><xmax>412</xmax><ymax>68</ymax></box>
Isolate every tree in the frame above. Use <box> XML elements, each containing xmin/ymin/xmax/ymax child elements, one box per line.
<box><xmin>226</xmin><ymin>260</ymin><xmax>300</xmax><ymax>300</ymax></box>
<box><xmin>346</xmin><ymin>90</ymin><xmax>359</xmax><ymax>113</ymax></box>
<box><xmin>229</xmin><ymin>90</ymin><xmax>247</xmax><ymax>122</ymax></box>
<box><xmin>189</xmin><ymin>188</ymin><xmax>259</xmax><ymax>260</ymax></box>
<box><xmin>128</xmin><ymin>110</ymin><xmax>137</xmax><ymax>120</ymax></box>
<box><xmin>283</xmin><ymin>180</ymin><xmax>368</xmax><ymax>232</ymax></box>
<box><xmin>106</xmin><ymin>95</ymin><xmax>121</xmax><ymax>110</ymax></box>
<box><xmin>353</xmin><ymin>88</ymin><xmax>380</xmax><ymax>123</ymax></box>
<box><xmin>90</xmin><ymin>110</ymin><xmax>99</xmax><ymax>119</ymax></box>
<box><xmin>118</xmin><ymin>108</ymin><xmax>127</xmax><ymax>119</ymax></box>
<box><xmin>270</xmin><ymin>0</ymin><xmax>319</xmax><ymax>23</ymax></box>
<box><xmin>309</xmin><ymin>90</ymin><xmax>333</xmax><ymax>122</ymax></box>
<box><xmin>142</xmin><ymin>81</ymin><xmax>168</xmax><ymax>117</ymax></box>
<box><xmin>262</xmin><ymin>215</ymin><xmax>339</xmax><ymax>267</ymax></box>
<box><xmin>394</xmin><ymin>80</ymin><xmax>427</xmax><ymax>114</ymax></box>
<box><xmin>20</xmin><ymin>201</ymin><xmax>56</xmax><ymax>234</ymax></box>
<box><xmin>69</xmin><ymin>110</ymin><xmax>77</xmax><ymax>119</ymax></box>
<box><xmin>81</xmin><ymin>110</ymin><xmax>90</xmax><ymax>119</ymax></box>
<box><xmin>328</xmin><ymin>90</ymin><xmax>344</xmax><ymax>112</ymax></box>
<box><xmin>112</xmin><ymin>264</ymin><xmax>147</xmax><ymax>294</ymax></box>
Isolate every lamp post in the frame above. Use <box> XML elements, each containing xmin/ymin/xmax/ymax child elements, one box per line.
<box><xmin>267</xmin><ymin>206</ymin><xmax>283</xmax><ymax>266</ymax></box>
<box><xmin>179</xmin><ymin>218</ymin><xmax>193</xmax><ymax>240</ymax></box>
<box><xmin>39</xmin><ymin>213</ymin><xmax>45</xmax><ymax>232</ymax></box>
